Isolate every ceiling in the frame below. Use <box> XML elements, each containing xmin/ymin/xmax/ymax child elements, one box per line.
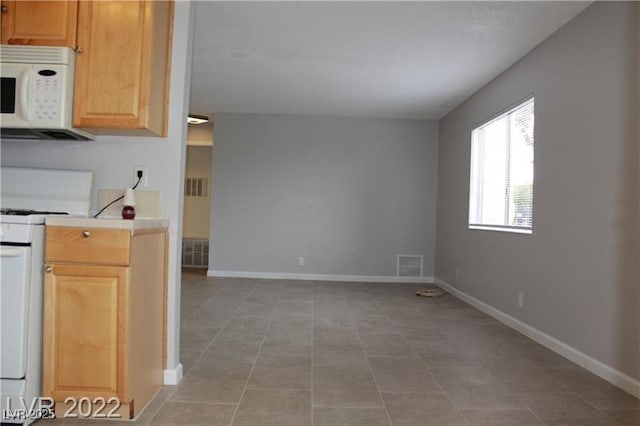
<box><xmin>190</xmin><ymin>1</ymin><xmax>590</xmax><ymax>120</ymax></box>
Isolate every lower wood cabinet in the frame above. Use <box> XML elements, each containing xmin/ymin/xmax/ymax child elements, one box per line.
<box><xmin>43</xmin><ymin>226</ymin><xmax>167</xmax><ymax>420</ymax></box>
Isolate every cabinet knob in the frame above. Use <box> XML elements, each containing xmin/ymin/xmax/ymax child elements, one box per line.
<box><xmin>1</xmin><ymin>5</ymin><xmax>7</xmax><ymax>13</ymax></box>
<box><xmin>45</xmin><ymin>265</ymin><xmax>52</xmax><ymax>273</ymax></box>
<box><xmin>75</xmin><ymin>46</ymin><xmax>83</xmax><ymax>54</ymax></box>
<box><xmin>82</xmin><ymin>230</ymin><xmax>91</xmax><ymax>238</ymax></box>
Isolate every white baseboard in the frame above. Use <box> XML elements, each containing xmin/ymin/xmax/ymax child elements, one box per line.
<box><xmin>163</xmin><ymin>363</ymin><xmax>183</xmax><ymax>385</ymax></box>
<box><xmin>208</xmin><ymin>269</ymin><xmax>434</xmax><ymax>283</ymax></box>
<box><xmin>434</xmin><ymin>278</ymin><xmax>640</xmax><ymax>399</ymax></box>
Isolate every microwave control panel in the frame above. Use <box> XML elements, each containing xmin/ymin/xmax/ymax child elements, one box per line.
<box><xmin>32</xmin><ymin>65</ymin><xmax>65</xmax><ymax>123</ymax></box>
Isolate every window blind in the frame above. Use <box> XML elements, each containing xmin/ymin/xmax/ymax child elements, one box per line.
<box><xmin>469</xmin><ymin>97</ymin><xmax>534</xmax><ymax>232</ymax></box>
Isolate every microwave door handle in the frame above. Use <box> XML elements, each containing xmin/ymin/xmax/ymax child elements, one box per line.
<box><xmin>18</xmin><ymin>67</ymin><xmax>31</xmax><ymax>122</ymax></box>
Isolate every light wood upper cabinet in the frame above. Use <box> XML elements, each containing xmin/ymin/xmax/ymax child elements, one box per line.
<box><xmin>72</xmin><ymin>1</ymin><xmax>173</xmax><ymax>136</ymax></box>
<box><xmin>0</xmin><ymin>0</ymin><xmax>173</xmax><ymax>137</ymax></box>
<box><xmin>0</xmin><ymin>0</ymin><xmax>78</xmax><ymax>47</ymax></box>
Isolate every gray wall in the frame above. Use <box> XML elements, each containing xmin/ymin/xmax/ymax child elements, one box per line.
<box><xmin>435</xmin><ymin>2</ymin><xmax>639</xmax><ymax>379</ymax></box>
<box><xmin>210</xmin><ymin>114</ymin><xmax>438</xmax><ymax>278</ymax></box>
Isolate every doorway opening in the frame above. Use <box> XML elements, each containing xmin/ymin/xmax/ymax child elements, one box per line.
<box><xmin>182</xmin><ymin>115</ymin><xmax>213</xmax><ymax>274</ymax></box>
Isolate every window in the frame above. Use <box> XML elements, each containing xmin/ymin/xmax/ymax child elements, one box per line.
<box><xmin>469</xmin><ymin>97</ymin><xmax>534</xmax><ymax>233</ymax></box>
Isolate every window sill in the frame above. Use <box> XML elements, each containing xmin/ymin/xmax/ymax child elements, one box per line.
<box><xmin>468</xmin><ymin>225</ymin><xmax>532</xmax><ymax>235</ymax></box>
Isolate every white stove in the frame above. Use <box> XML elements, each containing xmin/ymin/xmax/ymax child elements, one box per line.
<box><xmin>1</xmin><ymin>210</ymin><xmax>69</xmax><ymax>226</ymax></box>
<box><xmin>0</xmin><ymin>167</ymin><xmax>92</xmax><ymax>425</ymax></box>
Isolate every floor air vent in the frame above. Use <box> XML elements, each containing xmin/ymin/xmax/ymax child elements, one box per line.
<box><xmin>182</xmin><ymin>239</ymin><xmax>209</xmax><ymax>268</ymax></box>
<box><xmin>397</xmin><ymin>255</ymin><xmax>423</xmax><ymax>277</ymax></box>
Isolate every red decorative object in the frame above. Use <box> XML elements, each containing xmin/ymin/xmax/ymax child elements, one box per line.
<box><xmin>122</xmin><ymin>205</ymin><xmax>136</xmax><ymax>220</ymax></box>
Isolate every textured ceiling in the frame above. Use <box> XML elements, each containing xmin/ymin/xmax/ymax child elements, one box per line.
<box><xmin>190</xmin><ymin>1</ymin><xmax>591</xmax><ymax>119</ymax></box>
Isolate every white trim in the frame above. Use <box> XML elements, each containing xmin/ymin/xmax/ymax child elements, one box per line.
<box><xmin>469</xmin><ymin>225</ymin><xmax>532</xmax><ymax>235</ymax></box>
<box><xmin>163</xmin><ymin>363</ymin><xmax>183</xmax><ymax>385</ymax></box>
<box><xmin>208</xmin><ymin>269</ymin><xmax>434</xmax><ymax>283</ymax></box>
<box><xmin>434</xmin><ymin>278</ymin><xmax>640</xmax><ymax>399</ymax></box>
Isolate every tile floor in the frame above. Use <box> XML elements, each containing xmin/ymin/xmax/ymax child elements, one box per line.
<box><xmin>52</xmin><ymin>271</ymin><xmax>640</xmax><ymax>425</ymax></box>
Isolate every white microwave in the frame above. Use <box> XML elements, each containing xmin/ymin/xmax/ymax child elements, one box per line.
<box><xmin>0</xmin><ymin>45</ymin><xmax>92</xmax><ymax>141</ymax></box>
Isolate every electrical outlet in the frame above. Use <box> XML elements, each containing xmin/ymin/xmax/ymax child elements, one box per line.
<box><xmin>298</xmin><ymin>257</ymin><xmax>304</xmax><ymax>266</ymax></box>
<box><xmin>134</xmin><ymin>166</ymin><xmax>148</xmax><ymax>189</ymax></box>
<box><xmin>455</xmin><ymin>268</ymin><xmax>460</xmax><ymax>282</ymax></box>
<box><xmin>517</xmin><ymin>292</ymin><xmax>524</xmax><ymax>308</ymax></box>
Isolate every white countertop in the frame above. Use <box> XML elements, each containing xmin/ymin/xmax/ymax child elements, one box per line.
<box><xmin>45</xmin><ymin>216</ymin><xmax>169</xmax><ymax>233</ymax></box>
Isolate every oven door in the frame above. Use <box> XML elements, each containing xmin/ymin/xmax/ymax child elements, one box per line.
<box><xmin>1</xmin><ymin>63</ymin><xmax>32</xmax><ymax>128</ymax></box>
<box><xmin>0</xmin><ymin>245</ymin><xmax>31</xmax><ymax>379</ymax></box>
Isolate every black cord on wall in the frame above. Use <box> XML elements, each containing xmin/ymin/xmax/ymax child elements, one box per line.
<box><xmin>93</xmin><ymin>171</ymin><xmax>143</xmax><ymax>218</ymax></box>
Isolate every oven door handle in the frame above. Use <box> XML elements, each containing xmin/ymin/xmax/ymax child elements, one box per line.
<box><xmin>0</xmin><ymin>247</ymin><xmax>27</xmax><ymax>257</ymax></box>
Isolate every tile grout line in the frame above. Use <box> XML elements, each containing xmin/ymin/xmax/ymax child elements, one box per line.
<box><xmin>180</xmin><ymin>290</ymin><xmax>218</xmax><ymax>324</ymax></box>
<box><xmin>472</xmin><ymin>364</ymin><xmax>549</xmax><ymax>426</ymax></box>
<box><xmin>388</xmin><ymin>287</ymin><xmax>471</xmax><ymax>426</ymax></box>
<box><xmin>523</xmin><ymin>405</ymin><xmax>550</xmax><ymax>426</ymax></box>
<box><xmin>145</xmin><ymin>279</ymin><xmax>235</xmax><ymax>424</ymax></box>
<box><xmin>141</xmin><ymin>388</ymin><xmax>178</xmax><ymax>425</ymax></box>
<box><xmin>158</xmin><ymin>400</ymin><xmax>239</xmax><ymax>406</ymax></box>
<box><xmin>474</xmin><ymin>348</ymin><xmax>618</xmax><ymax>425</ymax></box>
<box><xmin>413</xmin><ymin>296</ymin><xmax>553</xmax><ymax>426</ymax></box>
<box><xmin>347</xmin><ymin>292</ymin><xmax>396</xmax><ymax>426</ymax></box>
<box><xmin>238</xmin><ymin>386</ymin><xmax>311</xmax><ymax>392</ymax></box>
<box><xmin>180</xmin><ymin>276</ymin><xmax>233</xmax><ymax>324</ymax></box>
<box><xmin>573</xmin><ymin>391</ymin><xmax>623</xmax><ymax>424</ymax></box>
<box><xmin>181</xmin><ymin>287</ymin><xmax>255</xmax><ymax>381</ymax></box>
<box><xmin>227</xmin><ymin>286</ymin><xmax>280</xmax><ymax>426</ymax></box>
<box><xmin>149</xmin><ymin>279</ymin><xmax>253</xmax><ymax>424</ymax></box>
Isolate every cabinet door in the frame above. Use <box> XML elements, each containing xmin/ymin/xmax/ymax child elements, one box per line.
<box><xmin>72</xmin><ymin>0</ymin><xmax>172</xmax><ymax>136</ymax></box>
<box><xmin>43</xmin><ymin>263</ymin><xmax>129</xmax><ymax>402</ymax></box>
<box><xmin>0</xmin><ymin>0</ymin><xmax>78</xmax><ymax>47</ymax></box>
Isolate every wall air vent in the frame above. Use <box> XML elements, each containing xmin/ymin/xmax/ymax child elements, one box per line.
<box><xmin>397</xmin><ymin>255</ymin><xmax>423</xmax><ymax>277</ymax></box>
<box><xmin>184</xmin><ymin>177</ymin><xmax>209</xmax><ymax>198</ymax></box>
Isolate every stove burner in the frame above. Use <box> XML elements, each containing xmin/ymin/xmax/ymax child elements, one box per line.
<box><xmin>0</xmin><ymin>209</ymin><xmax>69</xmax><ymax>216</ymax></box>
